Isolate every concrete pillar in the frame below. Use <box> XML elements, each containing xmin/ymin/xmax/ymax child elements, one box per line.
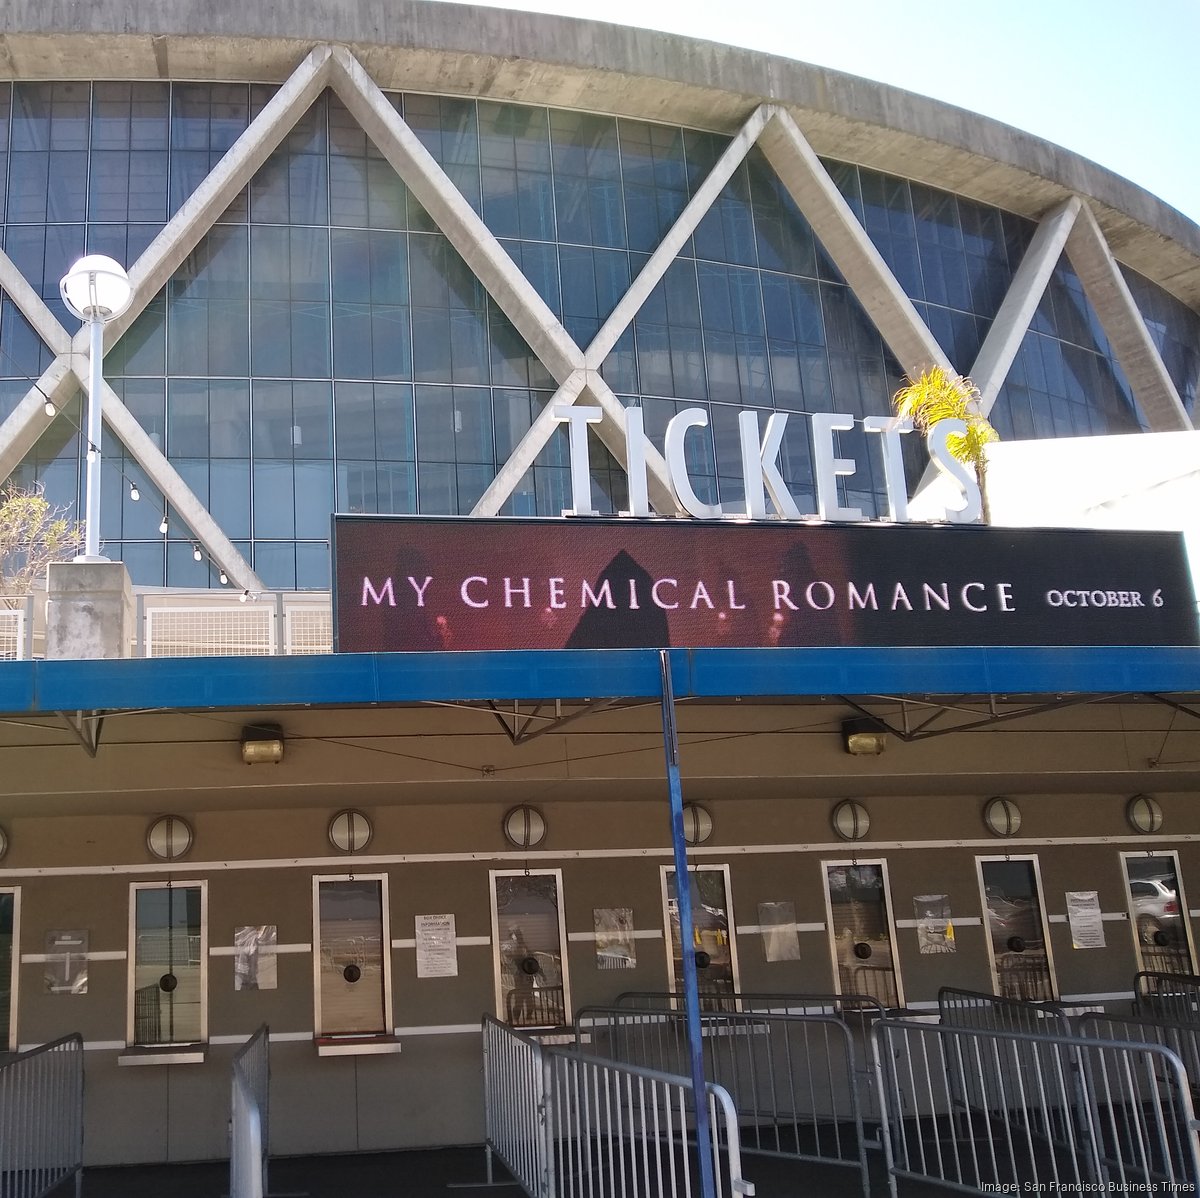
<box><xmin>45</xmin><ymin>561</ymin><xmax>134</xmax><ymax>660</ymax></box>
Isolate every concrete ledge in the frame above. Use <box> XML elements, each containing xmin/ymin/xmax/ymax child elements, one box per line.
<box><xmin>0</xmin><ymin>2</ymin><xmax>1196</xmax><ymax>306</ymax></box>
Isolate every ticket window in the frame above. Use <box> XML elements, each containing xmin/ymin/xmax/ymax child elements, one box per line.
<box><xmin>490</xmin><ymin>870</ymin><xmax>571</xmax><ymax>1029</ymax></box>
<box><xmin>661</xmin><ymin>865</ymin><xmax>740</xmax><ymax>1009</ymax></box>
<box><xmin>977</xmin><ymin>857</ymin><xmax>1057</xmax><ymax>1001</ymax></box>
<box><xmin>313</xmin><ymin>875</ymin><xmax>392</xmax><ymax>1039</ymax></box>
<box><xmin>0</xmin><ymin>889</ymin><xmax>17</xmax><ymax>1052</ymax></box>
<box><xmin>1122</xmin><ymin>852</ymin><xmax>1196</xmax><ymax>976</ymax></box>
<box><xmin>821</xmin><ymin>861</ymin><xmax>904</xmax><ymax>1008</ymax></box>
<box><xmin>128</xmin><ymin>882</ymin><xmax>207</xmax><ymax>1047</ymax></box>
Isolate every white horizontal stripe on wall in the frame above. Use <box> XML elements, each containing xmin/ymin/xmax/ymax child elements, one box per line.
<box><xmin>894</xmin><ymin>917</ymin><xmax>982</xmax><ymax>929</ymax></box>
<box><xmin>392</xmin><ymin>1023</ymin><xmax>482</xmax><ymax>1037</ymax></box>
<box><xmin>21</xmin><ymin>950</ymin><xmax>127</xmax><ymax>963</ymax></box>
<box><xmin>568</xmin><ymin>929</ymin><xmax>663</xmax><ymax>942</ymax></box>
<box><xmin>209</xmin><ymin>943</ymin><xmax>311</xmax><ymax>956</ymax></box>
<box><xmin>3</xmin><ymin>832</ymin><xmax>1198</xmax><ymax>879</ymax></box>
<box><xmin>1060</xmin><ymin>991</ymin><xmax>1135</xmax><ymax>1003</ymax></box>
<box><xmin>735</xmin><ymin>922</ymin><xmax>825</xmax><ymax>934</ymax></box>
<box><xmin>1047</xmin><ymin>913</ymin><xmax>1127</xmax><ymax>924</ymax></box>
<box><xmin>390</xmin><ymin>935</ymin><xmax>491</xmax><ymax>949</ymax></box>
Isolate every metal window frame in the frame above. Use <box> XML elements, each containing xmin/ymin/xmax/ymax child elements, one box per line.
<box><xmin>126</xmin><ymin>879</ymin><xmax>209</xmax><ymax>1047</ymax></box>
<box><xmin>658</xmin><ymin>861</ymin><xmax>742</xmax><ymax>1002</ymax></box>
<box><xmin>974</xmin><ymin>853</ymin><xmax>1059</xmax><ymax>1001</ymax></box>
<box><xmin>311</xmin><ymin>872</ymin><xmax>394</xmax><ymax>1038</ymax></box>
<box><xmin>819</xmin><ymin>856</ymin><xmax>906</xmax><ymax>1008</ymax></box>
<box><xmin>488</xmin><ymin>867</ymin><xmax>573</xmax><ymax>1028</ymax></box>
<box><xmin>1119</xmin><ymin>847</ymin><xmax>1198</xmax><ymax>975</ymax></box>
<box><xmin>0</xmin><ymin>887</ymin><xmax>20</xmax><ymax>1052</ymax></box>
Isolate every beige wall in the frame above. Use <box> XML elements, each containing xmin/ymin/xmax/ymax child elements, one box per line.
<box><xmin>1</xmin><ymin>700</ymin><xmax>1199</xmax><ymax>1164</ymax></box>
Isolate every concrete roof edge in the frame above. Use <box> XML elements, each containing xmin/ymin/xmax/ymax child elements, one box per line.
<box><xmin>2</xmin><ymin>0</ymin><xmax>1198</xmax><ymax>307</ymax></box>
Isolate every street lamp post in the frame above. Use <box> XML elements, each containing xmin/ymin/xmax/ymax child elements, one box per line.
<box><xmin>59</xmin><ymin>255</ymin><xmax>133</xmax><ymax>562</ymax></box>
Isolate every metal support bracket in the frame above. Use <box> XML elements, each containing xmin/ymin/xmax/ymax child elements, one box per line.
<box><xmin>58</xmin><ymin>710</ymin><xmax>104</xmax><ymax>757</ymax></box>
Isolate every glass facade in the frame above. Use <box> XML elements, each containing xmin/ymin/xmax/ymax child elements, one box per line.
<box><xmin>0</xmin><ymin>81</ymin><xmax>1189</xmax><ymax>590</ymax></box>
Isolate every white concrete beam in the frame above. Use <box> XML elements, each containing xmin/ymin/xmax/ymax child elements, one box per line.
<box><xmin>0</xmin><ymin>358</ymin><xmax>83</xmax><ymax>482</ymax></box>
<box><xmin>95</xmin><ymin>381</ymin><xmax>265</xmax><ymax>592</ymax></box>
<box><xmin>757</xmin><ymin>106</ymin><xmax>953</xmax><ymax>380</ymax></box>
<box><xmin>1065</xmin><ymin>204</ymin><xmax>1191</xmax><ymax>432</ymax></box>
<box><xmin>970</xmin><ymin>197</ymin><xmax>1081</xmax><ymax>412</ymax></box>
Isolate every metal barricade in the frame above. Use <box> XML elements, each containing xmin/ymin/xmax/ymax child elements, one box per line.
<box><xmin>1135</xmin><ymin>970</ymin><xmax>1200</xmax><ymax>1023</ymax></box>
<box><xmin>873</xmin><ymin>1016</ymin><xmax>1200</xmax><ymax>1197</ymax></box>
<box><xmin>938</xmin><ymin>986</ymin><xmax>1072</xmax><ymax>1035</ymax></box>
<box><xmin>0</xmin><ymin>1033</ymin><xmax>84</xmax><ymax>1198</ymax></box>
<box><xmin>1078</xmin><ymin>1010</ymin><xmax>1200</xmax><ymax>1095</ymax></box>
<box><xmin>577</xmin><ymin>1005</ymin><xmax>869</xmax><ymax>1196</ymax></box>
<box><xmin>230</xmin><ymin>1024</ymin><xmax>270</xmax><ymax>1198</ymax></box>
<box><xmin>613</xmin><ymin>990</ymin><xmax>885</xmax><ymax>1018</ymax></box>
<box><xmin>482</xmin><ymin>1015</ymin><xmax>755</xmax><ymax>1198</ymax></box>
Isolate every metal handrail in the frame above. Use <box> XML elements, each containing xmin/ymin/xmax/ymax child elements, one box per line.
<box><xmin>230</xmin><ymin>1025</ymin><xmax>270</xmax><ymax>1198</ymax></box>
<box><xmin>0</xmin><ymin>1032</ymin><xmax>84</xmax><ymax>1198</ymax></box>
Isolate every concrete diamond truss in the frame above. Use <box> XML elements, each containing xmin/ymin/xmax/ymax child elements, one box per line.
<box><xmin>0</xmin><ymin>44</ymin><xmax>1189</xmax><ymax>591</ymax></box>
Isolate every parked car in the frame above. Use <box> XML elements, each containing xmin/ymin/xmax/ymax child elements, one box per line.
<box><xmin>1129</xmin><ymin>878</ymin><xmax>1180</xmax><ymax>945</ymax></box>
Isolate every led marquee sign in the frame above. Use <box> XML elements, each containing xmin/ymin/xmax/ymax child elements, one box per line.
<box><xmin>333</xmin><ymin>517</ymin><xmax>1199</xmax><ymax>653</ymax></box>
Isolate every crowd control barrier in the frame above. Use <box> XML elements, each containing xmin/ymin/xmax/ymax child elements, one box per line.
<box><xmin>873</xmin><ymin>1015</ymin><xmax>1200</xmax><ymax>1197</ymax></box>
<box><xmin>481</xmin><ymin>1015</ymin><xmax>754</xmax><ymax>1198</ymax></box>
<box><xmin>576</xmin><ymin>1004</ymin><xmax>871</xmax><ymax>1197</ymax></box>
<box><xmin>0</xmin><ymin>1033</ymin><xmax>84</xmax><ymax>1198</ymax></box>
<box><xmin>230</xmin><ymin>1024</ymin><xmax>270</xmax><ymax>1198</ymax></box>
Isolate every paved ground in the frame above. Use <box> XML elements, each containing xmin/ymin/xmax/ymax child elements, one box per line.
<box><xmin>79</xmin><ymin>1143</ymin><xmax>949</xmax><ymax>1197</ymax></box>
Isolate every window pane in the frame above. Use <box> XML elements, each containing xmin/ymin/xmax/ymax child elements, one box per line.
<box><xmin>824</xmin><ymin>864</ymin><xmax>900</xmax><ymax>1007</ymax></box>
<box><xmin>664</xmin><ymin>868</ymin><xmax>737</xmax><ymax>1008</ymax></box>
<box><xmin>316</xmin><ymin>878</ymin><xmax>387</xmax><ymax>1036</ymax></box>
<box><xmin>132</xmin><ymin>885</ymin><xmax>204</xmax><ymax>1045</ymax></box>
<box><xmin>1125</xmin><ymin>855</ymin><xmax>1194</xmax><ymax>976</ymax></box>
<box><xmin>980</xmin><ymin>859</ymin><xmax>1055</xmax><ymax>1001</ymax></box>
<box><xmin>494</xmin><ymin>873</ymin><xmax>567</xmax><ymax>1028</ymax></box>
<box><xmin>0</xmin><ymin>893</ymin><xmax>12</xmax><ymax>1049</ymax></box>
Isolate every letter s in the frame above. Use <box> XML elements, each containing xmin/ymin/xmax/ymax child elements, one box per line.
<box><xmin>927</xmin><ymin>418</ymin><xmax>982</xmax><ymax>525</ymax></box>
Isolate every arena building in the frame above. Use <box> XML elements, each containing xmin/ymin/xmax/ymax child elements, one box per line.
<box><xmin>0</xmin><ymin>0</ymin><xmax>1197</xmax><ymax>1170</ymax></box>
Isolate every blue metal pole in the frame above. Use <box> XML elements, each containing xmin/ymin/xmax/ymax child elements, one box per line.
<box><xmin>659</xmin><ymin>649</ymin><xmax>716</xmax><ymax>1198</ymax></box>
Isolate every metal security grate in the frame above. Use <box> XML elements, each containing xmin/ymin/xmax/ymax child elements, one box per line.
<box><xmin>0</xmin><ymin>608</ymin><xmax>25</xmax><ymax>659</ymax></box>
<box><xmin>145</xmin><ymin>606</ymin><xmax>275</xmax><ymax>657</ymax></box>
<box><xmin>284</xmin><ymin>605</ymin><xmax>333</xmax><ymax>655</ymax></box>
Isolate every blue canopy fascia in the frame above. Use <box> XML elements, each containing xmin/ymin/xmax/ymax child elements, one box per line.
<box><xmin>0</xmin><ymin>645</ymin><xmax>1197</xmax><ymax>714</ymax></box>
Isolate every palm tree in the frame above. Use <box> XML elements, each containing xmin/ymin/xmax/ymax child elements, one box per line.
<box><xmin>892</xmin><ymin>367</ymin><xmax>998</xmax><ymax>523</ymax></box>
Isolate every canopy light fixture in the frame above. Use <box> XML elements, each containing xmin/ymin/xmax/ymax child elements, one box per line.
<box><xmin>842</xmin><ymin>717</ymin><xmax>887</xmax><ymax>756</ymax></box>
<box><xmin>129</xmin><ymin>482</ymin><xmax>140</xmax><ymax>501</ymax></box>
<box><xmin>159</xmin><ymin>514</ymin><xmax>169</xmax><ymax>534</ymax></box>
<box><xmin>241</xmin><ymin>724</ymin><xmax>284</xmax><ymax>765</ymax></box>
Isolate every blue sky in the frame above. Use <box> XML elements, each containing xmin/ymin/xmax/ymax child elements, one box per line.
<box><xmin>436</xmin><ymin>0</ymin><xmax>1200</xmax><ymax>226</ymax></box>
